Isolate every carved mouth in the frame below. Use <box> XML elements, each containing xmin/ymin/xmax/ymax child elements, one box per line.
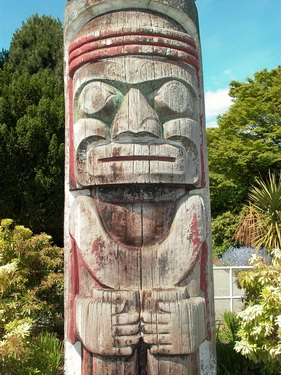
<box><xmin>92</xmin><ymin>142</ymin><xmax>183</xmax><ymax>162</ymax></box>
<box><xmin>75</xmin><ymin>141</ymin><xmax>194</xmax><ymax>186</ymax></box>
<box><xmin>98</xmin><ymin>156</ymin><xmax>176</xmax><ymax>163</ymax></box>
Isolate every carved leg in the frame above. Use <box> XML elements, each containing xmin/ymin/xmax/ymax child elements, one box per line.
<box><xmin>92</xmin><ymin>351</ymin><xmax>139</xmax><ymax>375</ymax></box>
<box><xmin>147</xmin><ymin>352</ymin><xmax>193</xmax><ymax>375</ymax></box>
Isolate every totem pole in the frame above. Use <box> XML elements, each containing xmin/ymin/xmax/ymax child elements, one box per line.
<box><xmin>64</xmin><ymin>1</ymin><xmax>216</xmax><ymax>374</ymax></box>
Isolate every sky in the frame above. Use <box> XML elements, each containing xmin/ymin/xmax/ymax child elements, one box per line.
<box><xmin>0</xmin><ymin>0</ymin><xmax>280</xmax><ymax>127</ymax></box>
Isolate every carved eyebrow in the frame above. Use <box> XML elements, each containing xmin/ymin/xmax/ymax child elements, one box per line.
<box><xmin>74</xmin><ymin>78</ymin><xmax>196</xmax><ymax>99</ymax></box>
<box><xmin>74</xmin><ymin>80</ymin><xmax>120</xmax><ymax>100</ymax></box>
<box><xmin>72</xmin><ymin>59</ymin><xmax>198</xmax><ymax>94</ymax></box>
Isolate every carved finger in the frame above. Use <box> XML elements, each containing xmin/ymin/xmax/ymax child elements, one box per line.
<box><xmin>150</xmin><ymin>344</ymin><xmax>174</xmax><ymax>355</ymax></box>
<box><xmin>114</xmin><ymin>335</ymin><xmax>140</xmax><ymax>348</ymax></box>
<box><xmin>113</xmin><ymin>323</ymin><xmax>140</xmax><ymax>336</ymax></box>
<box><xmin>112</xmin><ymin>312</ymin><xmax>140</xmax><ymax>325</ymax></box>
<box><xmin>140</xmin><ymin>311</ymin><xmax>154</xmax><ymax>323</ymax></box>
<box><xmin>141</xmin><ymin>311</ymin><xmax>170</xmax><ymax>324</ymax></box>
<box><xmin>114</xmin><ymin>301</ymin><xmax>127</xmax><ymax>314</ymax></box>
<box><xmin>143</xmin><ymin>333</ymin><xmax>171</xmax><ymax>345</ymax></box>
<box><xmin>114</xmin><ymin>346</ymin><xmax>134</xmax><ymax>357</ymax></box>
<box><xmin>158</xmin><ymin>302</ymin><xmax>177</xmax><ymax>313</ymax></box>
<box><xmin>141</xmin><ymin>323</ymin><xmax>170</xmax><ymax>334</ymax></box>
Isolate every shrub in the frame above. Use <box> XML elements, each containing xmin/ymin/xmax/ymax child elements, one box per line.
<box><xmin>235</xmin><ymin>249</ymin><xmax>281</xmax><ymax>374</ymax></box>
<box><xmin>0</xmin><ymin>219</ymin><xmax>63</xmax><ymax>373</ymax></box>
<box><xmin>212</xmin><ymin>211</ymin><xmax>240</xmax><ymax>258</ymax></box>
<box><xmin>0</xmin><ymin>331</ymin><xmax>63</xmax><ymax>375</ymax></box>
<box><xmin>216</xmin><ymin>311</ymin><xmax>261</xmax><ymax>375</ymax></box>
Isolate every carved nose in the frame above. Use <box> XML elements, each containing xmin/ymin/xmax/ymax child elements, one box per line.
<box><xmin>111</xmin><ymin>88</ymin><xmax>162</xmax><ymax>140</ymax></box>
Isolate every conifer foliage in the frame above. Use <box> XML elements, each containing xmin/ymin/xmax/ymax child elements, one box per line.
<box><xmin>0</xmin><ymin>15</ymin><xmax>64</xmax><ymax>245</ymax></box>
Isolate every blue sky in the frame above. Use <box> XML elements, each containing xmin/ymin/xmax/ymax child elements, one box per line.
<box><xmin>1</xmin><ymin>0</ymin><xmax>280</xmax><ymax>126</ymax></box>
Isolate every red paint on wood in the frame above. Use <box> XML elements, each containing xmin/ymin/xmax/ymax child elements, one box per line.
<box><xmin>79</xmin><ymin>251</ymin><xmax>113</xmax><ymax>289</ymax></box>
<box><xmin>199</xmin><ymin>114</ymin><xmax>206</xmax><ymax>188</ymax></box>
<box><xmin>68</xmin><ymin>29</ymin><xmax>197</xmax><ymax>54</ymax></box>
<box><xmin>82</xmin><ymin>346</ymin><xmax>93</xmax><ymax>375</ymax></box>
<box><xmin>69</xmin><ymin>34</ymin><xmax>198</xmax><ymax>63</ymax></box>
<box><xmin>191</xmin><ymin>212</ymin><xmax>200</xmax><ymax>247</ymax></box>
<box><xmin>68</xmin><ymin>235</ymin><xmax>80</xmax><ymax>343</ymax></box>
<box><xmin>69</xmin><ymin>44</ymin><xmax>199</xmax><ymax>78</ymax></box>
<box><xmin>68</xmin><ymin>78</ymin><xmax>77</xmax><ymax>190</ymax></box>
<box><xmin>200</xmin><ymin>241</ymin><xmax>212</xmax><ymax>339</ymax></box>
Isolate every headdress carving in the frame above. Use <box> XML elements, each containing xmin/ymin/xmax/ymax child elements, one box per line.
<box><xmin>65</xmin><ymin>0</ymin><xmax>200</xmax><ymax>46</ymax></box>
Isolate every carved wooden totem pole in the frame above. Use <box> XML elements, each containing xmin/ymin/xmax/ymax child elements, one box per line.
<box><xmin>64</xmin><ymin>0</ymin><xmax>216</xmax><ymax>374</ymax></box>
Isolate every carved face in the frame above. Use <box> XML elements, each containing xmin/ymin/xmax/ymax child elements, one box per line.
<box><xmin>68</xmin><ymin>12</ymin><xmax>202</xmax><ymax>189</ymax></box>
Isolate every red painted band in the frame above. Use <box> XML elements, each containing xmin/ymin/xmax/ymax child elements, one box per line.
<box><xmin>69</xmin><ymin>29</ymin><xmax>197</xmax><ymax>54</ymax></box>
<box><xmin>68</xmin><ymin>77</ymin><xmax>77</xmax><ymax>189</ymax></box>
<box><xmin>69</xmin><ymin>35</ymin><xmax>198</xmax><ymax>64</ymax></box>
<box><xmin>69</xmin><ymin>45</ymin><xmax>199</xmax><ymax>77</ymax></box>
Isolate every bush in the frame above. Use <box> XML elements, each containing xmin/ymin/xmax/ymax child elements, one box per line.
<box><xmin>212</xmin><ymin>211</ymin><xmax>240</xmax><ymax>258</ymax></box>
<box><xmin>216</xmin><ymin>311</ymin><xmax>261</xmax><ymax>375</ymax></box>
<box><xmin>235</xmin><ymin>249</ymin><xmax>281</xmax><ymax>374</ymax></box>
<box><xmin>0</xmin><ymin>219</ymin><xmax>63</xmax><ymax>373</ymax></box>
<box><xmin>0</xmin><ymin>331</ymin><xmax>63</xmax><ymax>375</ymax></box>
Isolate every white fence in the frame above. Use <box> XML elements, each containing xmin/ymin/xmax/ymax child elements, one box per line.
<box><xmin>213</xmin><ymin>266</ymin><xmax>252</xmax><ymax>318</ymax></box>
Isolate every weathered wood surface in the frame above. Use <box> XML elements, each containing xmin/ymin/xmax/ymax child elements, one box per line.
<box><xmin>64</xmin><ymin>3</ymin><xmax>216</xmax><ymax>374</ymax></box>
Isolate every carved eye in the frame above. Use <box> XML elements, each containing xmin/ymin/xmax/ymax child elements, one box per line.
<box><xmin>78</xmin><ymin>82</ymin><xmax>122</xmax><ymax>121</ymax></box>
<box><xmin>154</xmin><ymin>80</ymin><xmax>197</xmax><ymax>120</ymax></box>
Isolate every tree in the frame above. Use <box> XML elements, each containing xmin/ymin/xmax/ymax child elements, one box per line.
<box><xmin>9</xmin><ymin>14</ymin><xmax>63</xmax><ymax>75</ymax></box>
<box><xmin>211</xmin><ymin>211</ymin><xmax>240</xmax><ymax>258</ymax></box>
<box><xmin>207</xmin><ymin>66</ymin><xmax>281</xmax><ymax>219</ymax></box>
<box><xmin>0</xmin><ymin>49</ymin><xmax>8</xmax><ymax>68</ymax></box>
<box><xmin>0</xmin><ymin>15</ymin><xmax>64</xmax><ymax>244</ymax></box>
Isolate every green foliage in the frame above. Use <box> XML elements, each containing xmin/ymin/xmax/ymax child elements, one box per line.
<box><xmin>208</xmin><ymin>66</ymin><xmax>281</xmax><ymax>218</ymax></box>
<box><xmin>0</xmin><ymin>219</ymin><xmax>63</xmax><ymax>362</ymax></box>
<box><xmin>0</xmin><ymin>219</ymin><xmax>63</xmax><ymax>373</ymax></box>
<box><xmin>0</xmin><ymin>15</ymin><xmax>64</xmax><ymax>244</ymax></box>
<box><xmin>0</xmin><ymin>49</ymin><xmax>8</xmax><ymax>69</ymax></box>
<box><xmin>9</xmin><ymin>14</ymin><xmax>63</xmax><ymax>75</ymax></box>
<box><xmin>0</xmin><ymin>331</ymin><xmax>63</xmax><ymax>375</ymax></box>
<box><xmin>235</xmin><ymin>249</ymin><xmax>281</xmax><ymax>373</ymax></box>
<box><xmin>211</xmin><ymin>211</ymin><xmax>240</xmax><ymax>257</ymax></box>
<box><xmin>216</xmin><ymin>311</ymin><xmax>260</xmax><ymax>375</ymax></box>
<box><xmin>236</xmin><ymin>172</ymin><xmax>281</xmax><ymax>249</ymax></box>
<box><xmin>248</xmin><ymin>172</ymin><xmax>281</xmax><ymax>249</ymax></box>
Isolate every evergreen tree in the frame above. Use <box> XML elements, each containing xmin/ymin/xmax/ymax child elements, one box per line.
<box><xmin>0</xmin><ymin>15</ymin><xmax>64</xmax><ymax>244</ymax></box>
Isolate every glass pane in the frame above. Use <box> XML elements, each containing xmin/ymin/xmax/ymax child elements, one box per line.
<box><xmin>214</xmin><ymin>269</ymin><xmax>230</xmax><ymax>296</ymax></box>
<box><xmin>214</xmin><ymin>299</ymin><xmax>231</xmax><ymax>320</ymax></box>
<box><xmin>232</xmin><ymin>274</ymin><xmax>244</xmax><ymax>296</ymax></box>
<box><xmin>233</xmin><ymin>298</ymin><xmax>245</xmax><ymax>313</ymax></box>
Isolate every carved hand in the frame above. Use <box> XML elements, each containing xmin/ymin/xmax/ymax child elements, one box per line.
<box><xmin>76</xmin><ymin>290</ymin><xmax>140</xmax><ymax>356</ymax></box>
<box><xmin>142</xmin><ymin>289</ymin><xmax>206</xmax><ymax>355</ymax></box>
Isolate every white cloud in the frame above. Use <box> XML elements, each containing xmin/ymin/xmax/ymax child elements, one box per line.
<box><xmin>204</xmin><ymin>88</ymin><xmax>232</xmax><ymax>127</ymax></box>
